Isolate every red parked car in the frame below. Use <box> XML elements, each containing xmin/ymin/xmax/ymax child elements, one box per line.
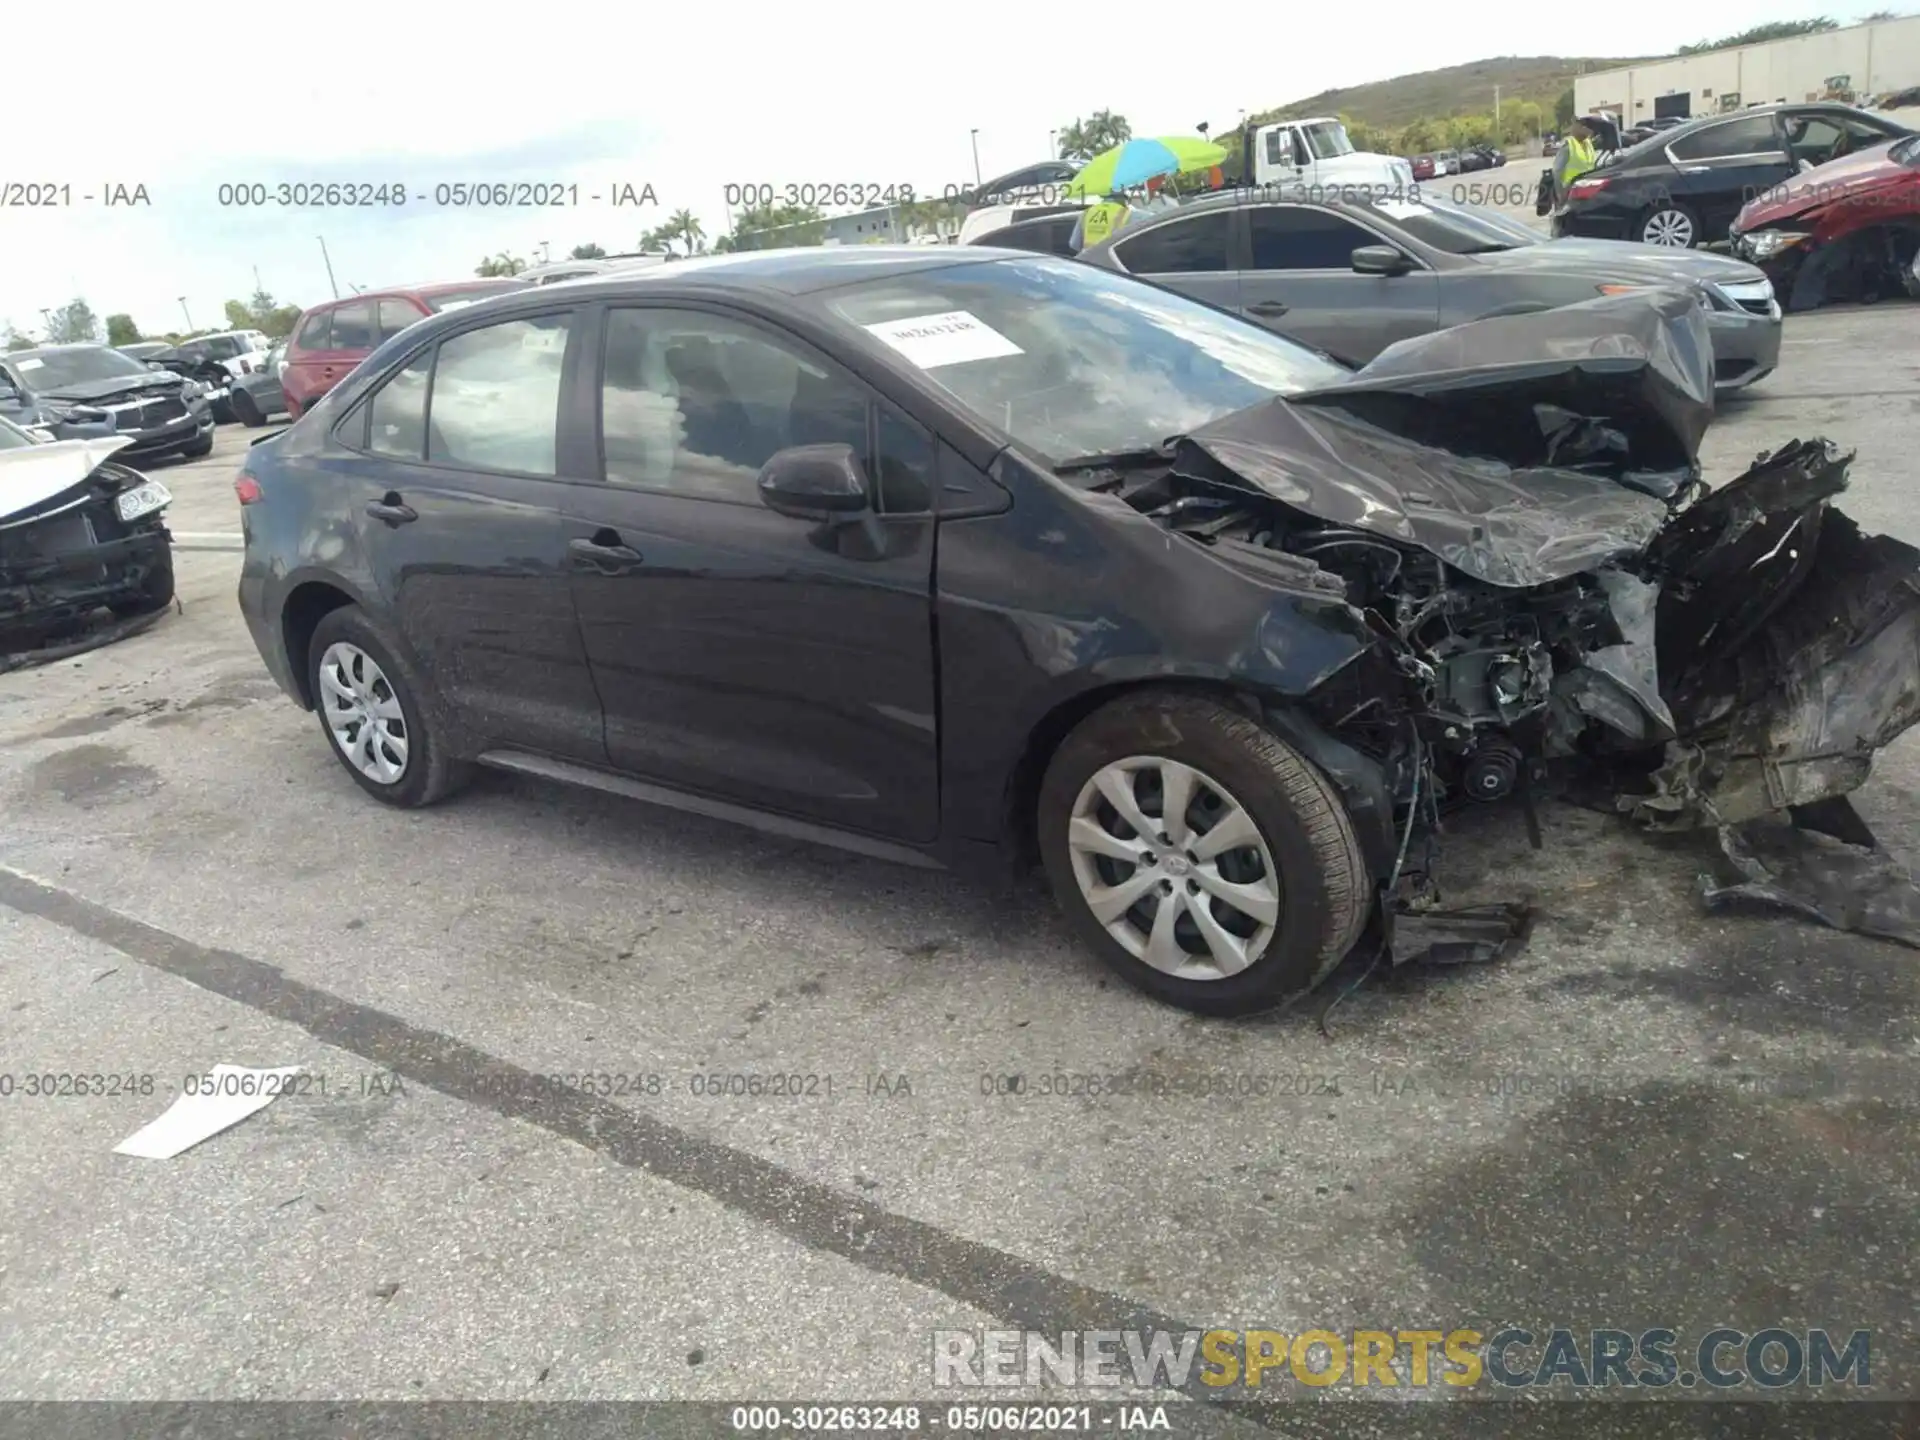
<box><xmin>281</xmin><ymin>279</ymin><xmax>532</xmax><ymax>417</ymax></box>
<box><xmin>1728</xmin><ymin>133</ymin><xmax>1920</xmax><ymax>310</ymax></box>
<box><xmin>1410</xmin><ymin>155</ymin><xmax>1436</xmax><ymax>181</ymax></box>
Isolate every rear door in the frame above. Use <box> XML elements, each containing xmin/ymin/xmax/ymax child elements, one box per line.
<box><xmin>1663</xmin><ymin>113</ymin><xmax>1795</xmax><ymax>241</ymax></box>
<box><xmin>558</xmin><ymin>301</ymin><xmax>941</xmax><ymax>842</ymax></box>
<box><xmin>1107</xmin><ymin>208</ymin><xmax>1240</xmax><ymax>312</ymax></box>
<box><xmin>1237</xmin><ymin>205</ymin><xmax>1440</xmax><ymax>364</ymax></box>
<box><xmin>308</xmin><ymin>299</ymin><xmax>377</xmax><ymax>404</ymax></box>
<box><xmin>334</xmin><ymin>306</ymin><xmax>606</xmax><ymax>761</ymax></box>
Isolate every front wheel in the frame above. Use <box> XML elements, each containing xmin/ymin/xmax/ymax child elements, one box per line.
<box><xmin>107</xmin><ymin>547</ymin><xmax>174</xmax><ymax>619</ymax></box>
<box><xmin>306</xmin><ymin>606</ymin><xmax>470</xmax><ymax>808</ymax></box>
<box><xmin>1038</xmin><ymin>692</ymin><xmax>1370</xmax><ymax>1016</ymax></box>
<box><xmin>1640</xmin><ymin>202</ymin><xmax>1700</xmax><ymax>247</ymax></box>
<box><xmin>232</xmin><ymin>390</ymin><xmax>264</xmax><ymax>427</ymax></box>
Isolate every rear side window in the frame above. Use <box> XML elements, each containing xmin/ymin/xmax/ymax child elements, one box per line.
<box><xmin>368</xmin><ymin>352</ymin><xmax>431</xmax><ymax>460</ymax></box>
<box><xmin>1113</xmin><ymin>212</ymin><xmax>1233</xmax><ymax>274</ymax></box>
<box><xmin>328</xmin><ymin>301</ymin><xmax>376</xmax><ymax>350</ymax></box>
<box><xmin>294</xmin><ymin>311</ymin><xmax>332</xmax><ymax>350</ymax></box>
<box><xmin>427</xmin><ymin>312</ymin><xmax>572</xmax><ymax>476</ymax></box>
<box><xmin>1669</xmin><ymin>115</ymin><xmax>1783</xmax><ymax>159</ymax></box>
<box><xmin>376</xmin><ymin>299</ymin><xmax>425</xmax><ymax>343</ymax></box>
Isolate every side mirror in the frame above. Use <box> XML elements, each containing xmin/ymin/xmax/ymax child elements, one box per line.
<box><xmin>758</xmin><ymin>443</ymin><xmax>871</xmax><ymax>521</ymax></box>
<box><xmin>1352</xmin><ymin>245</ymin><xmax>1413</xmax><ymax>277</ymax></box>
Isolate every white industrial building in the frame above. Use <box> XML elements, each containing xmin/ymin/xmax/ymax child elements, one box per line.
<box><xmin>1575</xmin><ymin>14</ymin><xmax>1920</xmax><ymax>125</ymax></box>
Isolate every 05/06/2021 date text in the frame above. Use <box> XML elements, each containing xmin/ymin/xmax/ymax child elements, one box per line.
<box><xmin>212</xmin><ymin>181</ymin><xmax>659</xmax><ymax>209</ymax></box>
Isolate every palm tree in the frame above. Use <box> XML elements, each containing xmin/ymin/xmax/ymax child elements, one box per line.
<box><xmin>670</xmin><ymin>209</ymin><xmax>706</xmax><ymax>255</ymax></box>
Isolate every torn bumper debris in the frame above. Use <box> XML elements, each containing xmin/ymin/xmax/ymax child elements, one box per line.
<box><xmin>1088</xmin><ymin>291</ymin><xmax>1920</xmax><ymax>961</ymax></box>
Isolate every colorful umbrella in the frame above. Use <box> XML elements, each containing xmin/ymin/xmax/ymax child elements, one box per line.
<box><xmin>1064</xmin><ymin>137</ymin><xmax>1229</xmax><ymax>198</ymax></box>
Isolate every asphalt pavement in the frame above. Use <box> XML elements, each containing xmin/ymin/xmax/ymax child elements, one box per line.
<box><xmin>1</xmin><ymin>305</ymin><xmax>1916</xmax><ymax>1418</ymax></box>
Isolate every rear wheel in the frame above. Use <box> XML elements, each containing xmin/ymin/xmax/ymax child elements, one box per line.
<box><xmin>1038</xmin><ymin>692</ymin><xmax>1370</xmax><ymax>1016</ymax></box>
<box><xmin>180</xmin><ymin>431</ymin><xmax>214</xmax><ymax>458</ymax></box>
<box><xmin>306</xmin><ymin>606</ymin><xmax>470</xmax><ymax>808</ymax></box>
<box><xmin>1640</xmin><ymin>202</ymin><xmax>1700</xmax><ymax>247</ymax></box>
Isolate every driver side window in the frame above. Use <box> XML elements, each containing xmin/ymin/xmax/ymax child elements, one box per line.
<box><xmin>599</xmin><ymin>308</ymin><xmax>871</xmax><ymax>504</ymax></box>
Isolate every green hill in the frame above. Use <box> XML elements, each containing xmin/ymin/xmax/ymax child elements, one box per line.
<box><xmin>1265</xmin><ymin>55</ymin><xmax>1650</xmax><ymax>130</ymax></box>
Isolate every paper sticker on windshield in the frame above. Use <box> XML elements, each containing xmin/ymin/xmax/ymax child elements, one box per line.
<box><xmin>863</xmin><ymin>311</ymin><xmax>1022</xmax><ymax>368</ymax></box>
<box><xmin>1374</xmin><ymin>199</ymin><xmax>1431</xmax><ymax>219</ymax></box>
<box><xmin>15</xmin><ymin>357</ymin><xmax>44</xmax><ymax>370</ymax></box>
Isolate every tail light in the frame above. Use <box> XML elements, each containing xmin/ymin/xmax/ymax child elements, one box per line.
<box><xmin>1567</xmin><ymin>176</ymin><xmax>1610</xmax><ymax>201</ymax></box>
<box><xmin>234</xmin><ymin>470</ymin><xmax>262</xmax><ymax>505</ymax></box>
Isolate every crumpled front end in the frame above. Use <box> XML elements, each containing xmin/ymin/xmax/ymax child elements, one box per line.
<box><xmin>1</xmin><ymin>446</ymin><xmax>174</xmax><ymax>663</ymax></box>
<box><xmin>1083</xmin><ymin>291</ymin><xmax>1920</xmax><ymax>956</ymax></box>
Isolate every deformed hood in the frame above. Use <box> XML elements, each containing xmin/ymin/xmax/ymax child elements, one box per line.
<box><xmin>0</xmin><ymin>436</ymin><xmax>136</xmax><ymax>520</ymax></box>
<box><xmin>1178</xmin><ymin>291</ymin><xmax>1715</xmax><ymax>588</ymax></box>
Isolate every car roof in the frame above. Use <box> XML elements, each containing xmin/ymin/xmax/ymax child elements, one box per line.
<box><xmin>9</xmin><ymin>344</ymin><xmax>114</xmax><ymax>357</ymax></box>
<box><xmin>529</xmin><ymin>245</ymin><xmax>1007</xmax><ymax>296</ymax></box>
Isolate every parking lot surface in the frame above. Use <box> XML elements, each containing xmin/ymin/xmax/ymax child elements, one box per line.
<box><xmin>2</xmin><ymin>307</ymin><xmax>1916</xmax><ymax>1411</ymax></box>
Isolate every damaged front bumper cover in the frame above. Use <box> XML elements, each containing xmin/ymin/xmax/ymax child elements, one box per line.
<box><xmin>1142</xmin><ymin>291</ymin><xmax>1920</xmax><ymax>966</ymax></box>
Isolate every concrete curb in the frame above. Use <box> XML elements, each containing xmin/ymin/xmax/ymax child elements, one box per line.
<box><xmin>172</xmin><ymin>533</ymin><xmax>245</xmax><ymax>552</ymax></box>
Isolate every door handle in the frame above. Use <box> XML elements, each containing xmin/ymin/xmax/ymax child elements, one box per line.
<box><xmin>1247</xmin><ymin>300</ymin><xmax>1290</xmax><ymax>317</ymax></box>
<box><xmin>365</xmin><ymin>494</ymin><xmax>417</xmax><ymax>525</ymax></box>
<box><xmin>569</xmin><ymin>534</ymin><xmax>644</xmax><ymax>571</ymax></box>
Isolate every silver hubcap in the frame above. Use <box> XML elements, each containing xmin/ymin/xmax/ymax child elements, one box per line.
<box><xmin>318</xmin><ymin>642</ymin><xmax>410</xmax><ymax>784</ymax></box>
<box><xmin>1643</xmin><ymin>209</ymin><xmax>1694</xmax><ymax>246</ymax></box>
<box><xmin>1067</xmin><ymin>756</ymin><xmax>1281</xmax><ymax>982</ymax></box>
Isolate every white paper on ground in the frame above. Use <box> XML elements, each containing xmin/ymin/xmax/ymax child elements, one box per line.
<box><xmin>112</xmin><ymin>1064</ymin><xmax>305</xmax><ymax>1159</ymax></box>
<box><xmin>862</xmin><ymin>311</ymin><xmax>1023</xmax><ymax>368</ymax></box>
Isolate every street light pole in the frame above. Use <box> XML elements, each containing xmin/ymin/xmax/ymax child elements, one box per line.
<box><xmin>317</xmin><ymin>236</ymin><xmax>340</xmax><ymax>300</ymax></box>
<box><xmin>970</xmin><ymin>129</ymin><xmax>981</xmax><ymax>184</ymax></box>
<box><xmin>178</xmin><ymin>297</ymin><xmax>193</xmax><ymax>332</ymax></box>
<box><xmin>1048</xmin><ymin>129</ymin><xmax>1056</xmax><ymax>158</ymax></box>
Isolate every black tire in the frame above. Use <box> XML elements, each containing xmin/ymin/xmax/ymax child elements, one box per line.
<box><xmin>1037</xmin><ymin>692</ymin><xmax>1370</xmax><ymax>1017</ymax></box>
<box><xmin>180</xmin><ymin>431</ymin><xmax>214</xmax><ymax>458</ymax></box>
<box><xmin>107</xmin><ymin>547</ymin><xmax>174</xmax><ymax>619</ymax></box>
<box><xmin>306</xmin><ymin>605</ymin><xmax>471</xmax><ymax>808</ymax></box>
<box><xmin>232</xmin><ymin>390</ymin><xmax>264</xmax><ymax>427</ymax></box>
<box><xmin>1638</xmin><ymin>201</ymin><xmax>1701</xmax><ymax>248</ymax></box>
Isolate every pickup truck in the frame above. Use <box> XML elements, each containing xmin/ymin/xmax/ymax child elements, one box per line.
<box><xmin>1238</xmin><ymin>116</ymin><xmax>1415</xmax><ymax>192</ymax></box>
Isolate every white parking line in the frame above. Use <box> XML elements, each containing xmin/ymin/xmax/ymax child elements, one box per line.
<box><xmin>171</xmin><ymin>533</ymin><xmax>244</xmax><ymax>551</ymax></box>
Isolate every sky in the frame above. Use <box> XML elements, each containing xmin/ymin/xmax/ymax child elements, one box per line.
<box><xmin>0</xmin><ymin>0</ymin><xmax>1887</xmax><ymax>341</ymax></box>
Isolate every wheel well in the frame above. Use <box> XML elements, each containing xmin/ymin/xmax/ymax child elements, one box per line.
<box><xmin>1000</xmin><ymin>679</ymin><xmax>1261</xmax><ymax>869</ymax></box>
<box><xmin>280</xmin><ymin>582</ymin><xmax>356</xmax><ymax>709</ymax></box>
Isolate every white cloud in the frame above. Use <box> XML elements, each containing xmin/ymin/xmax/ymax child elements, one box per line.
<box><xmin>0</xmin><ymin>0</ymin><xmax>1847</xmax><ymax>336</ymax></box>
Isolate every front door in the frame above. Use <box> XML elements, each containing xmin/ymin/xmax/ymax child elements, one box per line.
<box><xmin>1238</xmin><ymin>204</ymin><xmax>1441</xmax><ymax>365</ymax></box>
<box><xmin>339</xmin><ymin>307</ymin><xmax>606</xmax><ymax>762</ymax></box>
<box><xmin>561</xmin><ymin>303</ymin><xmax>941</xmax><ymax>843</ymax></box>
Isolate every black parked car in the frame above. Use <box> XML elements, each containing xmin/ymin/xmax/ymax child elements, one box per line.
<box><xmin>1553</xmin><ymin>101</ymin><xmax>1915</xmax><ymax>248</ymax></box>
<box><xmin>1455</xmin><ymin>144</ymin><xmax>1506</xmax><ymax>172</ymax></box>
<box><xmin>234</xmin><ymin>248</ymin><xmax>1920</xmax><ymax>1015</ymax></box>
<box><xmin>0</xmin><ymin>346</ymin><xmax>215</xmax><ymax>460</ymax></box>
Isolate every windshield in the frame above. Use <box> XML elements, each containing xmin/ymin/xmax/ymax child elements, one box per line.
<box><xmin>1302</xmin><ymin>122</ymin><xmax>1355</xmax><ymax>159</ymax></box>
<box><xmin>425</xmin><ymin>281</ymin><xmax>529</xmax><ymax>312</ymax></box>
<box><xmin>1368</xmin><ymin>192</ymin><xmax>1541</xmax><ymax>253</ymax></box>
<box><xmin>821</xmin><ymin>256</ymin><xmax>1350</xmax><ymax>463</ymax></box>
<box><xmin>11</xmin><ymin>346</ymin><xmax>154</xmax><ymax>390</ymax></box>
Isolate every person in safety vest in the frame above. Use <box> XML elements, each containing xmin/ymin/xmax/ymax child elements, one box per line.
<box><xmin>1070</xmin><ymin>190</ymin><xmax>1132</xmax><ymax>252</ymax></box>
<box><xmin>1553</xmin><ymin>116</ymin><xmax>1600</xmax><ymax>201</ymax></box>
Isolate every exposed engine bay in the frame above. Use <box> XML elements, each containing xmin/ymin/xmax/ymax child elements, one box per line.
<box><xmin>1079</xmin><ymin>292</ymin><xmax>1920</xmax><ymax>962</ymax></box>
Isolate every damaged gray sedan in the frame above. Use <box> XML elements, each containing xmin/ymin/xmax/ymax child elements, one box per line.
<box><xmin>0</xmin><ymin>417</ymin><xmax>175</xmax><ymax>669</ymax></box>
